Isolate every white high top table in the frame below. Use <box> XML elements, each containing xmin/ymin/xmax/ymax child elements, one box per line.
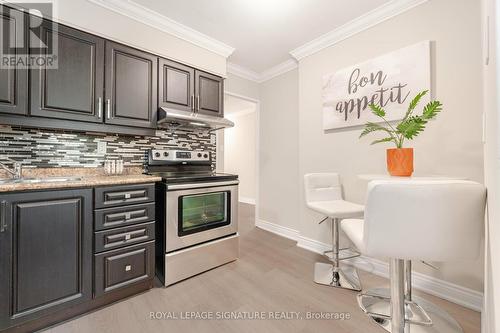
<box><xmin>358</xmin><ymin>174</ymin><xmax>467</xmax><ymax>181</ymax></box>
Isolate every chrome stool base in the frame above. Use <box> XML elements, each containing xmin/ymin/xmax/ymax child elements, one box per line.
<box><xmin>358</xmin><ymin>287</ymin><xmax>463</xmax><ymax>333</ymax></box>
<box><xmin>314</xmin><ymin>262</ymin><xmax>361</xmax><ymax>291</ymax></box>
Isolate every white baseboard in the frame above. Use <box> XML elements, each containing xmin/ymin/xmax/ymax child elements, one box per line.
<box><xmin>296</xmin><ymin>235</ymin><xmax>483</xmax><ymax>312</ymax></box>
<box><xmin>255</xmin><ymin>219</ymin><xmax>299</xmax><ymax>241</ymax></box>
<box><xmin>239</xmin><ymin>197</ymin><xmax>256</xmax><ymax>205</ymax></box>
<box><xmin>253</xmin><ymin>221</ymin><xmax>483</xmax><ymax>312</ymax></box>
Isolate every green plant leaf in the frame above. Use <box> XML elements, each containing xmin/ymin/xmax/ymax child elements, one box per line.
<box><xmin>397</xmin><ymin>116</ymin><xmax>427</xmax><ymax>139</ymax></box>
<box><xmin>359</xmin><ymin>122</ymin><xmax>393</xmax><ymax>138</ymax></box>
<box><xmin>369</xmin><ymin>104</ymin><xmax>386</xmax><ymax>117</ymax></box>
<box><xmin>371</xmin><ymin>137</ymin><xmax>395</xmax><ymax>145</ymax></box>
<box><xmin>422</xmin><ymin>100</ymin><xmax>443</xmax><ymax>120</ymax></box>
<box><xmin>404</xmin><ymin>90</ymin><xmax>428</xmax><ymax>120</ymax></box>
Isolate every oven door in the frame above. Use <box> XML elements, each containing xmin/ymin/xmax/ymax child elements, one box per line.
<box><xmin>166</xmin><ymin>181</ymin><xmax>238</xmax><ymax>252</ymax></box>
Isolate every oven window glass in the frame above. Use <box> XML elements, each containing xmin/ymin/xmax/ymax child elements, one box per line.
<box><xmin>179</xmin><ymin>191</ymin><xmax>230</xmax><ymax>236</ymax></box>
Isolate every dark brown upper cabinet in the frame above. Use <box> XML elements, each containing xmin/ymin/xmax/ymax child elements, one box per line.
<box><xmin>195</xmin><ymin>70</ymin><xmax>223</xmax><ymax>117</ymax></box>
<box><xmin>158</xmin><ymin>58</ymin><xmax>195</xmax><ymax>113</ymax></box>
<box><xmin>0</xmin><ymin>189</ymin><xmax>92</xmax><ymax>331</ymax></box>
<box><xmin>30</xmin><ymin>20</ymin><xmax>105</xmax><ymax>123</ymax></box>
<box><xmin>105</xmin><ymin>41</ymin><xmax>157</xmax><ymax>129</ymax></box>
<box><xmin>0</xmin><ymin>7</ymin><xmax>28</xmax><ymax>116</ymax></box>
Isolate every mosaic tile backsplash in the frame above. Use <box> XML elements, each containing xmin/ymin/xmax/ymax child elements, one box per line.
<box><xmin>0</xmin><ymin>126</ymin><xmax>216</xmax><ymax>170</ymax></box>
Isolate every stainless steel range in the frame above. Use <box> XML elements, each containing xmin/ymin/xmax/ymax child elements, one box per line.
<box><xmin>147</xmin><ymin>149</ymin><xmax>239</xmax><ymax>286</ymax></box>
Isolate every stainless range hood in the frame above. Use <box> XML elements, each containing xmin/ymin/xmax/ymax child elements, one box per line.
<box><xmin>157</xmin><ymin>108</ymin><xmax>234</xmax><ymax>131</ymax></box>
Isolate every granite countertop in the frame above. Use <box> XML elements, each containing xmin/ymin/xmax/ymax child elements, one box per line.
<box><xmin>0</xmin><ymin>167</ymin><xmax>162</xmax><ymax>193</ymax></box>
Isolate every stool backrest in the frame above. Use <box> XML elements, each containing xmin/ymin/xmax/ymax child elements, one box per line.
<box><xmin>363</xmin><ymin>180</ymin><xmax>486</xmax><ymax>262</ymax></box>
<box><xmin>304</xmin><ymin>173</ymin><xmax>343</xmax><ymax>203</ymax></box>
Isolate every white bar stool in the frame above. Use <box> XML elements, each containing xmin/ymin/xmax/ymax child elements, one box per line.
<box><xmin>341</xmin><ymin>180</ymin><xmax>486</xmax><ymax>333</ymax></box>
<box><xmin>304</xmin><ymin>173</ymin><xmax>364</xmax><ymax>291</ymax></box>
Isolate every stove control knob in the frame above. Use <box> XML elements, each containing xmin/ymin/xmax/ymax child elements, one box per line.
<box><xmin>163</xmin><ymin>152</ymin><xmax>169</xmax><ymax>157</ymax></box>
<box><xmin>154</xmin><ymin>152</ymin><xmax>161</xmax><ymax>158</ymax></box>
<box><xmin>197</xmin><ymin>153</ymin><xmax>202</xmax><ymax>158</ymax></box>
<box><xmin>203</xmin><ymin>153</ymin><xmax>208</xmax><ymax>158</ymax></box>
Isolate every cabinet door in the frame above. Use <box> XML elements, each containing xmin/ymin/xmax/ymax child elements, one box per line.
<box><xmin>30</xmin><ymin>20</ymin><xmax>104</xmax><ymax>123</ymax></box>
<box><xmin>0</xmin><ymin>6</ymin><xmax>28</xmax><ymax>115</ymax></box>
<box><xmin>195</xmin><ymin>70</ymin><xmax>223</xmax><ymax>117</ymax></box>
<box><xmin>0</xmin><ymin>189</ymin><xmax>92</xmax><ymax>330</ymax></box>
<box><xmin>158</xmin><ymin>58</ymin><xmax>194</xmax><ymax>113</ymax></box>
<box><xmin>105</xmin><ymin>41</ymin><xmax>157</xmax><ymax>128</ymax></box>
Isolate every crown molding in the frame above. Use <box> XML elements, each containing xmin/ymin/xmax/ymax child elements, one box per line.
<box><xmin>226</xmin><ymin>62</ymin><xmax>261</xmax><ymax>82</ymax></box>
<box><xmin>290</xmin><ymin>0</ymin><xmax>429</xmax><ymax>61</ymax></box>
<box><xmin>87</xmin><ymin>0</ymin><xmax>235</xmax><ymax>58</ymax></box>
<box><xmin>227</xmin><ymin>59</ymin><xmax>297</xmax><ymax>83</ymax></box>
<box><xmin>259</xmin><ymin>59</ymin><xmax>298</xmax><ymax>83</ymax></box>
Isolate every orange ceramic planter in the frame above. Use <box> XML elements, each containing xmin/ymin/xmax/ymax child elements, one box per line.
<box><xmin>386</xmin><ymin>148</ymin><xmax>414</xmax><ymax>177</ymax></box>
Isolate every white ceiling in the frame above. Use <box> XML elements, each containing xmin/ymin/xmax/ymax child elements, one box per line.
<box><xmin>132</xmin><ymin>0</ymin><xmax>391</xmax><ymax>73</ymax></box>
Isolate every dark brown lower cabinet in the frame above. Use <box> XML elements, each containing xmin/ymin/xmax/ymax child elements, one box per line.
<box><xmin>0</xmin><ymin>189</ymin><xmax>93</xmax><ymax>331</ymax></box>
<box><xmin>0</xmin><ymin>184</ymin><xmax>156</xmax><ymax>333</ymax></box>
<box><xmin>94</xmin><ymin>241</ymin><xmax>155</xmax><ymax>296</ymax></box>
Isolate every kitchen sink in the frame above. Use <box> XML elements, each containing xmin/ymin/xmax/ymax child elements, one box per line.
<box><xmin>0</xmin><ymin>176</ymin><xmax>82</xmax><ymax>184</ymax></box>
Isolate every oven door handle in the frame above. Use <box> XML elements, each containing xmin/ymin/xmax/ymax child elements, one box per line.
<box><xmin>167</xmin><ymin>180</ymin><xmax>239</xmax><ymax>190</ymax></box>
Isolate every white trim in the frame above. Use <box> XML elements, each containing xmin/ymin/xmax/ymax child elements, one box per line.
<box><xmin>296</xmin><ymin>235</ymin><xmax>484</xmax><ymax>312</ymax></box>
<box><xmin>87</xmin><ymin>0</ymin><xmax>234</xmax><ymax>58</ymax></box>
<box><xmin>227</xmin><ymin>60</ymin><xmax>298</xmax><ymax>83</ymax></box>
<box><xmin>290</xmin><ymin>0</ymin><xmax>429</xmax><ymax>61</ymax></box>
<box><xmin>255</xmin><ymin>219</ymin><xmax>299</xmax><ymax>241</ymax></box>
<box><xmin>226</xmin><ymin>107</ymin><xmax>256</xmax><ymax>119</ymax></box>
<box><xmin>227</xmin><ymin>62</ymin><xmax>261</xmax><ymax>82</ymax></box>
<box><xmin>239</xmin><ymin>197</ymin><xmax>256</xmax><ymax>205</ymax></box>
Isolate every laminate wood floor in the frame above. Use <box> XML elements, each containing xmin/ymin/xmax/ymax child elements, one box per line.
<box><xmin>45</xmin><ymin>203</ymin><xmax>480</xmax><ymax>333</ymax></box>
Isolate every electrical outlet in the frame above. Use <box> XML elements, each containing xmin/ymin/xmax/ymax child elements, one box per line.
<box><xmin>97</xmin><ymin>141</ymin><xmax>107</xmax><ymax>155</ymax></box>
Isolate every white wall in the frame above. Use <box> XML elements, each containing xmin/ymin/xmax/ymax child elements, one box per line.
<box><xmin>224</xmin><ymin>111</ymin><xmax>257</xmax><ymax>202</ymax></box>
<box><xmin>225</xmin><ymin>73</ymin><xmax>260</xmax><ymax>100</ymax></box>
<box><xmin>259</xmin><ymin>69</ymin><xmax>299</xmax><ymax>229</ymax></box>
<box><xmin>482</xmin><ymin>0</ymin><xmax>499</xmax><ymax>330</ymax></box>
<box><xmin>50</xmin><ymin>0</ymin><xmax>227</xmax><ymax>75</ymax></box>
<box><xmin>298</xmin><ymin>0</ymin><xmax>484</xmax><ymax>291</ymax></box>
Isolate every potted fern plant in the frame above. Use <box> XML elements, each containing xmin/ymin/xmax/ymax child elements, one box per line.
<box><xmin>359</xmin><ymin>90</ymin><xmax>442</xmax><ymax>176</ymax></box>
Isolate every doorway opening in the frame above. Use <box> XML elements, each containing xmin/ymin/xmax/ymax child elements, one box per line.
<box><xmin>218</xmin><ymin>93</ymin><xmax>259</xmax><ymax>207</ymax></box>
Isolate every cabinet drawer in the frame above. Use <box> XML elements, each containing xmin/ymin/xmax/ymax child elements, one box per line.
<box><xmin>94</xmin><ymin>241</ymin><xmax>154</xmax><ymax>297</ymax></box>
<box><xmin>94</xmin><ymin>202</ymin><xmax>155</xmax><ymax>231</ymax></box>
<box><xmin>95</xmin><ymin>183</ymin><xmax>155</xmax><ymax>208</ymax></box>
<box><xmin>95</xmin><ymin>221</ymin><xmax>155</xmax><ymax>253</ymax></box>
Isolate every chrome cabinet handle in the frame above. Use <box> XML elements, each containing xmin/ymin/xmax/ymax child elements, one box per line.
<box><xmin>106</xmin><ymin>99</ymin><xmax>111</xmax><ymax>119</ymax></box>
<box><xmin>196</xmin><ymin>96</ymin><xmax>200</xmax><ymax>112</ymax></box>
<box><xmin>190</xmin><ymin>95</ymin><xmax>195</xmax><ymax>112</ymax></box>
<box><xmin>125</xmin><ymin>265</ymin><xmax>132</xmax><ymax>272</ymax></box>
<box><xmin>97</xmin><ymin>97</ymin><xmax>102</xmax><ymax>118</ymax></box>
<box><xmin>0</xmin><ymin>200</ymin><xmax>7</xmax><ymax>233</ymax></box>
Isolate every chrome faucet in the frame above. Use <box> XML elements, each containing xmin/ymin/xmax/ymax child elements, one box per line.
<box><xmin>0</xmin><ymin>158</ymin><xmax>22</xmax><ymax>179</ymax></box>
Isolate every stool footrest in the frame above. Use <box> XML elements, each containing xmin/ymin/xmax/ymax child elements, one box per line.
<box><xmin>323</xmin><ymin>248</ymin><xmax>360</xmax><ymax>262</ymax></box>
<box><xmin>359</xmin><ymin>292</ymin><xmax>433</xmax><ymax>327</ymax></box>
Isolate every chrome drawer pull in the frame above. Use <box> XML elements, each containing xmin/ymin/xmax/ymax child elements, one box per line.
<box><xmin>105</xmin><ymin>189</ymin><xmax>145</xmax><ymax>201</ymax></box>
<box><xmin>125</xmin><ymin>265</ymin><xmax>132</xmax><ymax>272</ymax></box>
<box><xmin>124</xmin><ymin>234</ymin><xmax>131</xmax><ymax>240</ymax></box>
<box><xmin>106</xmin><ymin>209</ymin><xmax>146</xmax><ymax>222</ymax></box>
